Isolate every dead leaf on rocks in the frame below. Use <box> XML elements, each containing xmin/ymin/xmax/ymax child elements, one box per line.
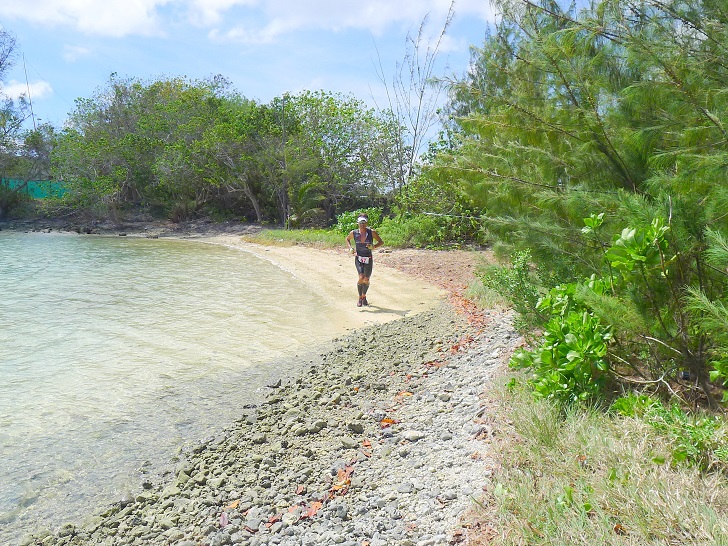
<box><xmin>303</xmin><ymin>501</ymin><xmax>323</xmax><ymax>518</ymax></box>
<box><xmin>295</xmin><ymin>484</ymin><xmax>305</xmax><ymax>495</ymax></box>
<box><xmin>380</xmin><ymin>417</ymin><xmax>399</xmax><ymax>428</ymax></box>
<box><xmin>330</xmin><ymin>465</ymin><xmax>354</xmax><ymax>495</ymax></box>
<box><xmin>264</xmin><ymin>514</ymin><xmax>282</xmax><ymax>529</ymax></box>
<box><xmin>362</xmin><ymin>439</ymin><xmax>372</xmax><ymax>448</ymax></box>
<box><xmin>224</xmin><ymin>499</ymin><xmax>240</xmax><ymax>510</ymax></box>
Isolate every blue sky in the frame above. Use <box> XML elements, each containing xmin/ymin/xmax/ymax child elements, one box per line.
<box><xmin>0</xmin><ymin>0</ymin><xmax>496</xmax><ymax>128</ymax></box>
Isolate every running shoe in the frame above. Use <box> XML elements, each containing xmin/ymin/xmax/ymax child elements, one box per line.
<box><xmin>357</xmin><ymin>298</ymin><xmax>363</xmax><ymax>307</ymax></box>
<box><xmin>362</xmin><ymin>297</ymin><xmax>369</xmax><ymax>306</ymax></box>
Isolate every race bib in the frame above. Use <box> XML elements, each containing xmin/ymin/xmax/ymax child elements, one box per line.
<box><xmin>357</xmin><ymin>256</ymin><xmax>371</xmax><ymax>264</ymax></box>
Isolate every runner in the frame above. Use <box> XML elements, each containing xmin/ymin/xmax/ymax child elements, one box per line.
<box><xmin>345</xmin><ymin>214</ymin><xmax>384</xmax><ymax>307</ymax></box>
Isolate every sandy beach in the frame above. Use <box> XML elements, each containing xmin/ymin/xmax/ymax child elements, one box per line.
<box><xmin>194</xmin><ymin>235</ymin><xmax>448</xmax><ymax>333</ymax></box>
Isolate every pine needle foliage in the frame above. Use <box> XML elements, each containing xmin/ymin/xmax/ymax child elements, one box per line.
<box><xmin>423</xmin><ymin>0</ymin><xmax>728</xmax><ymax>405</ymax></box>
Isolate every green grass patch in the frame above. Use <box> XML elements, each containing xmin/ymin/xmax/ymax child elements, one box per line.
<box><xmin>241</xmin><ymin>228</ymin><xmax>345</xmax><ymax>248</ymax></box>
<box><xmin>476</xmin><ymin>380</ymin><xmax>728</xmax><ymax>545</ymax></box>
<box><xmin>464</xmin><ymin>279</ymin><xmax>510</xmax><ymax>310</ymax></box>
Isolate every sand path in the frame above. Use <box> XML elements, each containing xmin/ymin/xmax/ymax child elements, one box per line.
<box><xmin>197</xmin><ymin>235</ymin><xmax>446</xmax><ymax>332</ymax></box>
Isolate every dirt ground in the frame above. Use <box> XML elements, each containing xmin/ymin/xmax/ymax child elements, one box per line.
<box><xmin>375</xmin><ymin>247</ymin><xmax>495</xmax><ymax>296</ymax></box>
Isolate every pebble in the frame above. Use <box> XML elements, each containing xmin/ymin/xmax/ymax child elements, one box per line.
<box><xmin>31</xmin><ymin>304</ymin><xmax>518</xmax><ymax>546</ymax></box>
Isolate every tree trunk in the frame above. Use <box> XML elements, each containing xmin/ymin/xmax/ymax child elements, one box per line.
<box><xmin>237</xmin><ymin>176</ymin><xmax>263</xmax><ymax>223</ymax></box>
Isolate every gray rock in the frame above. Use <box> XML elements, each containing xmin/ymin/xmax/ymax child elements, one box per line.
<box><xmin>340</xmin><ymin>436</ymin><xmax>359</xmax><ymax>449</ymax></box>
<box><xmin>36</xmin><ymin>305</ymin><xmax>520</xmax><ymax>546</ymax></box>
<box><xmin>403</xmin><ymin>430</ymin><xmax>426</xmax><ymax>442</ymax></box>
<box><xmin>347</xmin><ymin>421</ymin><xmax>365</xmax><ymax>434</ymax></box>
<box><xmin>161</xmin><ymin>485</ymin><xmax>181</xmax><ymax>499</ymax></box>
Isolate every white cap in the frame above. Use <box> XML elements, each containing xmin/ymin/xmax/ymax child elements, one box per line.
<box><xmin>357</xmin><ymin>216</ymin><xmax>368</xmax><ymax>223</ymax></box>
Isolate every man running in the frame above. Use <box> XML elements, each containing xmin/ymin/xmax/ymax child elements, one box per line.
<box><xmin>345</xmin><ymin>214</ymin><xmax>384</xmax><ymax>307</ymax></box>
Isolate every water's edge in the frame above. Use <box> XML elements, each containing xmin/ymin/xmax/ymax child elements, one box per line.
<box><xmin>0</xmin><ymin>232</ymin><xmax>351</xmax><ymax>545</ymax></box>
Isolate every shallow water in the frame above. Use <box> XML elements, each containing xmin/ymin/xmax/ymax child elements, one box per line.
<box><xmin>0</xmin><ymin>232</ymin><xmax>343</xmax><ymax>543</ymax></box>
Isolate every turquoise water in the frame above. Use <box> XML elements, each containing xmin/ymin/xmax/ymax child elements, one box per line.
<box><xmin>0</xmin><ymin>232</ymin><xmax>342</xmax><ymax>543</ymax></box>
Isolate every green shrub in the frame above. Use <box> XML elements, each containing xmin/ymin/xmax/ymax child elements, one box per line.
<box><xmin>334</xmin><ymin>208</ymin><xmax>383</xmax><ymax>234</ymax></box>
<box><xmin>611</xmin><ymin>394</ymin><xmax>728</xmax><ymax>471</ymax></box>
<box><xmin>510</xmin><ymin>281</ymin><xmax>613</xmax><ymax>404</ymax></box>
<box><xmin>377</xmin><ymin>214</ymin><xmax>441</xmax><ymax>247</ymax></box>
<box><xmin>479</xmin><ymin>250</ymin><xmax>543</xmax><ymax>329</ymax></box>
<box><xmin>608</xmin><ymin>392</ymin><xmax>660</xmax><ymax>417</ymax></box>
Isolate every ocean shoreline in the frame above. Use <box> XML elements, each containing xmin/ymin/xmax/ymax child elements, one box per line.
<box><xmin>19</xmin><ymin>301</ymin><xmax>517</xmax><ymax>546</ymax></box>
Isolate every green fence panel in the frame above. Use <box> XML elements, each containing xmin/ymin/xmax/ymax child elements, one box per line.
<box><xmin>2</xmin><ymin>178</ymin><xmax>67</xmax><ymax>199</ymax></box>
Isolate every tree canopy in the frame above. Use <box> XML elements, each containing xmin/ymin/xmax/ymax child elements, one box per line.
<box><xmin>49</xmin><ymin>76</ymin><xmax>403</xmax><ymax>226</ymax></box>
<box><xmin>420</xmin><ymin>0</ymin><xmax>728</xmax><ymax>404</ymax></box>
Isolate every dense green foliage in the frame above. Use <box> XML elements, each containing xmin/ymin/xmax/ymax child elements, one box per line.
<box><xmin>511</xmin><ymin>279</ymin><xmax>613</xmax><ymax>404</ymax></box>
<box><xmin>424</xmin><ymin>0</ymin><xmax>728</xmax><ymax>406</ymax></box>
<box><xmin>49</xmin><ymin>76</ymin><xmax>402</xmax><ymax>226</ymax></box>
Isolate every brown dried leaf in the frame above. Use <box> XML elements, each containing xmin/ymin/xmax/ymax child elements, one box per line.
<box><xmin>224</xmin><ymin>499</ymin><xmax>240</xmax><ymax>510</ymax></box>
<box><xmin>304</xmin><ymin>501</ymin><xmax>323</xmax><ymax>518</ymax></box>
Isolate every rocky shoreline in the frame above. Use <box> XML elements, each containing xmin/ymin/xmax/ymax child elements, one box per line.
<box><xmin>0</xmin><ymin>216</ymin><xmax>262</xmax><ymax>239</ymax></box>
<box><xmin>22</xmin><ymin>303</ymin><xmax>518</xmax><ymax>546</ymax></box>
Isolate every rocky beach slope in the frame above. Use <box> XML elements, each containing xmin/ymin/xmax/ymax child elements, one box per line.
<box><xmin>24</xmin><ymin>303</ymin><xmax>517</xmax><ymax>546</ymax></box>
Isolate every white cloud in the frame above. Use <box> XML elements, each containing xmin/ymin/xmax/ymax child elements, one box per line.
<box><xmin>195</xmin><ymin>0</ymin><xmax>427</xmax><ymax>37</ymax></box>
<box><xmin>453</xmin><ymin>0</ymin><xmax>497</xmax><ymax>21</ymax></box>
<box><xmin>0</xmin><ymin>79</ymin><xmax>53</xmax><ymax>100</ymax></box>
<box><xmin>208</xmin><ymin>21</ymin><xmax>281</xmax><ymax>45</ymax></box>
<box><xmin>188</xmin><ymin>0</ymin><xmax>258</xmax><ymax>26</ymax></box>
<box><xmin>63</xmin><ymin>45</ymin><xmax>93</xmax><ymax>62</ymax></box>
<box><xmin>205</xmin><ymin>0</ymin><xmax>492</xmax><ymax>44</ymax></box>
<box><xmin>0</xmin><ymin>0</ymin><xmax>172</xmax><ymax>37</ymax></box>
<box><xmin>435</xmin><ymin>34</ymin><xmax>467</xmax><ymax>54</ymax></box>
<box><xmin>0</xmin><ymin>0</ymin><xmax>495</xmax><ymax>40</ymax></box>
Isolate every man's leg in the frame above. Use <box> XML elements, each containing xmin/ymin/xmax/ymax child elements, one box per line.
<box><xmin>357</xmin><ymin>273</ymin><xmax>367</xmax><ymax>306</ymax></box>
<box><xmin>361</xmin><ymin>276</ymin><xmax>370</xmax><ymax>305</ymax></box>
